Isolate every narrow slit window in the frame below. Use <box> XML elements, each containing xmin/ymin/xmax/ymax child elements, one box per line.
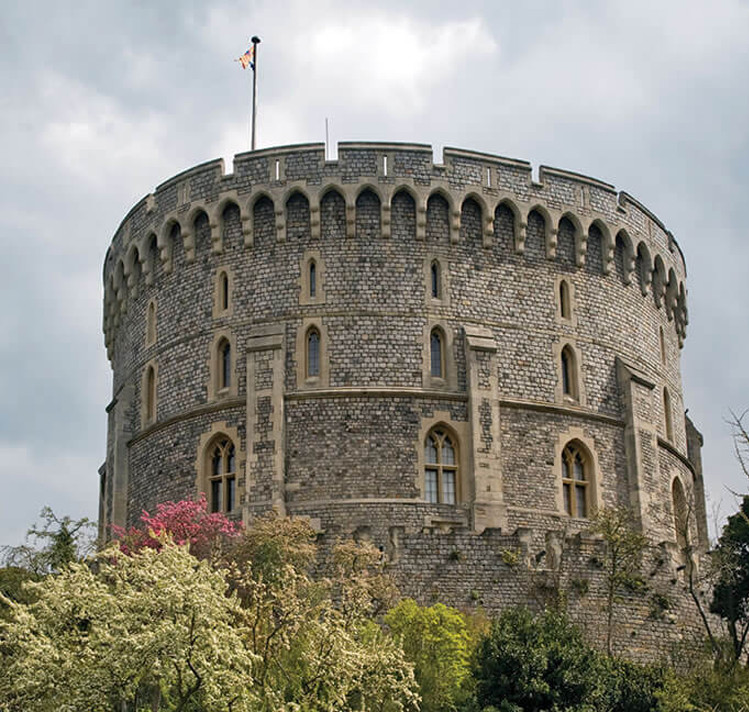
<box><xmin>431</xmin><ymin>261</ymin><xmax>441</xmax><ymax>299</ymax></box>
<box><xmin>309</xmin><ymin>261</ymin><xmax>317</xmax><ymax>298</ymax></box>
<box><xmin>220</xmin><ymin>272</ymin><xmax>229</xmax><ymax>311</ymax></box>
<box><xmin>220</xmin><ymin>341</ymin><xmax>231</xmax><ymax>389</ymax></box>
<box><xmin>561</xmin><ymin>345</ymin><xmax>577</xmax><ymax>400</ymax></box>
<box><xmin>559</xmin><ymin>280</ymin><xmax>571</xmax><ymax>319</ymax></box>
<box><xmin>307</xmin><ymin>328</ymin><xmax>320</xmax><ymax>378</ymax></box>
<box><xmin>660</xmin><ymin>327</ymin><xmax>666</xmax><ymax>365</ymax></box>
<box><xmin>383</xmin><ymin>155</ymin><xmax>388</xmax><ymax>176</ymax></box>
<box><xmin>146</xmin><ymin>301</ymin><xmax>156</xmax><ymax>344</ymax></box>
<box><xmin>275</xmin><ymin>159</ymin><xmax>280</xmax><ymax>181</ymax></box>
<box><xmin>430</xmin><ymin>329</ymin><xmax>444</xmax><ymax>378</ymax></box>
<box><xmin>145</xmin><ymin>366</ymin><xmax>156</xmax><ymax>422</ymax></box>
<box><xmin>664</xmin><ymin>388</ymin><xmax>673</xmax><ymax>441</ymax></box>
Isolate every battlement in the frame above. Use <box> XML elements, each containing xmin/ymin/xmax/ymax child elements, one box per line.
<box><xmin>103</xmin><ymin>142</ymin><xmax>689</xmax><ymax>360</ymax></box>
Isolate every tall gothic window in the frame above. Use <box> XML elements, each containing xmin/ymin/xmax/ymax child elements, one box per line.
<box><xmin>424</xmin><ymin>427</ymin><xmax>458</xmax><ymax>504</ymax></box>
<box><xmin>208</xmin><ymin>437</ymin><xmax>236</xmax><ymax>513</ymax></box>
<box><xmin>562</xmin><ymin>441</ymin><xmax>589</xmax><ymax>518</ymax></box>
<box><xmin>430</xmin><ymin>328</ymin><xmax>444</xmax><ymax>378</ymax></box>
<box><xmin>306</xmin><ymin>328</ymin><xmax>320</xmax><ymax>378</ymax></box>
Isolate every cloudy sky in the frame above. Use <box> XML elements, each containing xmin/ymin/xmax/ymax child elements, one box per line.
<box><xmin>2</xmin><ymin>0</ymin><xmax>748</xmax><ymax>548</ymax></box>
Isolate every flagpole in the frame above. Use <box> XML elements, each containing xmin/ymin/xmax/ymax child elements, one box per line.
<box><xmin>251</xmin><ymin>36</ymin><xmax>261</xmax><ymax>151</ymax></box>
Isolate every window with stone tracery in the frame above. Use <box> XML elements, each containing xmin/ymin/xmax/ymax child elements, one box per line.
<box><xmin>562</xmin><ymin>441</ymin><xmax>589</xmax><ymax>518</ymax></box>
<box><xmin>208</xmin><ymin>437</ymin><xmax>236</xmax><ymax>514</ymax></box>
<box><xmin>424</xmin><ymin>427</ymin><xmax>458</xmax><ymax>504</ymax></box>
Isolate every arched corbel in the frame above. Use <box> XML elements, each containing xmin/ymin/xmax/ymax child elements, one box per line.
<box><xmin>242</xmin><ymin>209</ymin><xmax>253</xmax><ymax>247</ymax></box>
<box><xmin>345</xmin><ymin>200</ymin><xmax>356</xmax><ymax>239</ymax></box>
<box><xmin>416</xmin><ymin>198</ymin><xmax>427</xmax><ymax>241</ymax></box>
<box><xmin>575</xmin><ymin>231</ymin><xmax>588</xmax><ymax>268</ymax></box>
<box><xmin>483</xmin><ymin>212</ymin><xmax>494</xmax><ymax>249</ymax></box>
<box><xmin>309</xmin><ymin>196</ymin><xmax>321</xmax><ymax>240</ymax></box>
<box><xmin>546</xmin><ymin>225</ymin><xmax>558</xmax><ymax>260</ymax></box>
<box><xmin>381</xmin><ymin>201</ymin><xmax>392</xmax><ymax>239</ymax></box>
<box><xmin>602</xmin><ymin>234</ymin><xmax>614</xmax><ymax>276</ymax></box>
<box><xmin>515</xmin><ymin>220</ymin><xmax>527</xmax><ymax>254</ymax></box>
<box><xmin>275</xmin><ymin>205</ymin><xmax>286</xmax><ymax>243</ymax></box>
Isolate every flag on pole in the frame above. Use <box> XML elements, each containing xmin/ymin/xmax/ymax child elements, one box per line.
<box><xmin>236</xmin><ymin>45</ymin><xmax>255</xmax><ymax>70</ymax></box>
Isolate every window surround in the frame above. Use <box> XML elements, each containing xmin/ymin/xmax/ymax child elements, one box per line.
<box><xmin>416</xmin><ymin>414</ymin><xmax>470</xmax><ymax>509</ymax></box>
<box><xmin>663</xmin><ymin>387</ymin><xmax>674</xmax><ymax>442</ymax></box>
<box><xmin>423</xmin><ymin>320</ymin><xmax>455</xmax><ymax>390</ymax></box>
<box><xmin>140</xmin><ymin>359</ymin><xmax>158</xmax><ymax>428</ymax></box>
<box><xmin>671</xmin><ymin>475</ymin><xmax>689</xmax><ymax>552</ymax></box>
<box><xmin>295</xmin><ymin>318</ymin><xmax>329</xmax><ymax>389</ymax></box>
<box><xmin>213</xmin><ymin>266</ymin><xmax>234</xmax><ymax>318</ymax></box>
<box><xmin>207</xmin><ymin>329</ymin><xmax>238</xmax><ymax>401</ymax></box>
<box><xmin>555</xmin><ymin>276</ymin><xmax>577</xmax><ymax>326</ymax></box>
<box><xmin>299</xmin><ymin>249</ymin><xmax>326</xmax><ymax>305</ymax></box>
<box><xmin>553</xmin><ymin>429</ymin><xmax>602</xmax><ymax>518</ymax></box>
<box><xmin>554</xmin><ymin>339</ymin><xmax>586</xmax><ymax>406</ymax></box>
<box><xmin>195</xmin><ymin>422</ymin><xmax>245</xmax><ymax>516</ymax></box>
<box><xmin>424</xmin><ymin>254</ymin><xmax>450</xmax><ymax>306</ymax></box>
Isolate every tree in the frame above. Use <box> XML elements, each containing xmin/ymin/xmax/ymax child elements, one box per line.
<box><xmin>113</xmin><ymin>494</ymin><xmax>242</xmax><ymax>561</ymax></box>
<box><xmin>590</xmin><ymin>507</ymin><xmax>648</xmax><ymax>656</ymax></box>
<box><xmin>0</xmin><ymin>540</ymin><xmax>258</xmax><ymax>711</ymax></box>
<box><xmin>472</xmin><ymin>606</ymin><xmax>605</xmax><ymax>712</ymax></box>
<box><xmin>1</xmin><ymin>506</ymin><xmax>95</xmax><ymax>575</ymax></box>
<box><xmin>710</xmin><ymin>495</ymin><xmax>749</xmax><ymax>662</ymax></box>
<box><xmin>385</xmin><ymin>599</ymin><xmax>471</xmax><ymax>712</ymax></box>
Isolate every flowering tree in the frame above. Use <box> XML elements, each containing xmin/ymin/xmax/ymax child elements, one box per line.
<box><xmin>0</xmin><ymin>541</ymin><xmax>258</xmax><ymax>711</ymax></box>
<box><xmin>113</xmin><ymin>494</ymin><xmax>242</xmax><ymax>560</ymax></box>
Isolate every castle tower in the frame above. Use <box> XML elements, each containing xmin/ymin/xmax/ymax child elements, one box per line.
<box><xmin>100</xmin><ymin>142</ymin><xmax>707</xmax><ymax>656</ymax></box>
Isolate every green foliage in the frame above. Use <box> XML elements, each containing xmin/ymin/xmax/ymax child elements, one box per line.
<box><xmin>591</xmin><ymin>507</ymin><xmax>648</xmax><ymax>655</ymax></box>
<box><xmin>472</xmin><ymin>607</ymin><xmax>605</xmax><ymax>712</ymax></box>
<box><xmin>386</xmin><ymin>598</ymin><xmax>471</xmax><ymax>712</ymax></box>
<box><xmin>1</xmin><ymin>507</ymin><xmax>95</xmax><ymax>576</ymax></box>
<box><xmin>710</xmin><ymin>495</ymin><xmax>749</xmax><ymax>661</ymax></box>
<box><xmin>675</xmin><ymin>653</ymin><xmax>749</xmax><ymax>712</ymax></box>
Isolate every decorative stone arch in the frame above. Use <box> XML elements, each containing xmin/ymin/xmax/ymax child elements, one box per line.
<box><xmin>553</xmin><ymin>428</ymin><xmax>603</xmax><ymax>518</ymax></box>
<box><xmin>635</xmin><ymin>241</ymin><xmax>653</xmax><ymax>296</ymax></box>
<box><xmin>354</xmin><ymin>185</ymin><xmax>383</xmax><ymax>240</ymax></box>
<box><xmin>124</xmin><ymin>243</ymin><xmax>142</xmax><ymax>299</ymax></box>
<box><xmin>427</xmin><ymin>187</ymin><xmax>460</xmax><ymax>244</ymax></box>
<box><xmin>317</xmin><ymin>185</ymin><xmax>347</xmax><ymax>240</ymax></box>
<box><xmin>113</xmin><ymin>259</ymin><xmax>127</xmax><ymax>314</ymax></box>
<box><xmin>614</xmin><ymin>229</ymin><xmax>635</xmax><ymax>285</ymax></box>
<box><xmin>495</xmin><ymin>197</ymin><xmax>525</xmax><ymax>253</ymax></box>
<box><xmin>652</xmin><ymin>255</ymin><xmax>667</xmax><ymax>308</ymax></box>
<box><xmin>194</xmin><ymin>421</ymin><xmax>246</xmax><ymax>516</ymax></box>
<box><xmin>140</xmin><ymin>232</ymin><xmax>159</xmax><ymax>286</ymax></box>
<box><xmin>295</xmin><ymin>317</ymin><xmax>329</xmax><ymax>389</ymax></box>
<box><xmin>586</xmin><ymin>218</ymin><xmax>613</xmax><ymax>274</ymax></box>
<box><xmin>665</xmin><ymin>268</ymin><xmax>679</xmax><ymax>321</ymax></box>
<box><xmin>525</xmin><ymin>203</ymin><xmax>557</xmax><ymax>259</ymax></box>
<box><xmin>553</xmin><ymin>338</ymin><xmax>586</xmax><ymax>406</ymax></box>
<box><xmin>158</xmin><ymin>216</ymin><xmax>182</xmax><ymax>274</ymax></box>
<box><xmin>282</xmin><ymin>187</ymin><xmax>312</xmax><ymax>243</ymax></box>
<box><xmin>416</xmin><ymin>413</ymin><xmax>470</xmax><ymax>510</ymax></box>
<box><xmin>462</xmin><ymin>191</ymin><xmax>492</xmax><ymax>247</ymax></box>
<box><xmin>558</xmin><ymin>211</ymin><xmax>584</xmax><ymax>267</ymax></box>
<box><xmin>390</xmin><ymin>184</ymin><xmax>424</xmax><ymax>240</ymax></box>
<box><xmin>207</xmin><ymin>328</ymin><xmax>238</xmax><ymax>401</ymax></box>
<box><xmin>245</xmin><ymin>189</ymin><xmax>277</xmax><ymax>248</ymax></box>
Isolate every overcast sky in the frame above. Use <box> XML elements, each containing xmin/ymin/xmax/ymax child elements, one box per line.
<box><xmin>2</xmin><ymin>0</ymin><xmax>748</xmax><ymax>549</ymax></box>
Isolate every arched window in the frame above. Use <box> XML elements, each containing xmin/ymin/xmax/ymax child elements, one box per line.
<box><xmin>559</xmin><ymin>280</ymin><xmax>571</xmax><ymax>320</ymax></box>
<box><xmin>208</xmin><ymin>437</ymin><xmax>237</xmax><ymax>513</ymax></box>
<box><xmin>219</xmin><ymin>340</ymin><xmax>231</xmax><ymax>390</ymax></box>
<box><xmin>145</xmin><ymin>365</ymin><xmax>156</xmax><ymax>423</ymax></box>
<box><xmin>306</xmin><ymin>328</ymin><xmax>320</xmax><ymax>378</ymax></box>
<box><xmin>562</xmin><ymin>441</ymin><xmax>589</xmax><ymax>518</ymax></box>
<box><xmin>146</xmin><ymin>300</ymin><xmax>157</xmax><ymax>345</ymax></box>
<box><xmin>672</xmin><ymin>478</ymin><xmax>688</xmax><ymax>551</ymax></box>
<box><xmin>430</xmin><ymin>328</ymin><xmax>444</xmax><ymax>378</ymax></box>
<box><xmin>430</xmin><ymin>261</ymin><xmax>441</xmax><ymax>299</ymax></box>
<box><xmin>664</xmin><ymin>388</ymin><xmax>673</xmax><ymax>442</ymax></box>
<box><xmin>424</xmin><ymin>428</ymin><xmax>458</xmax><ymax>504</ymax></box>
<box><xmin>309</xmin><ymin>260</ymin><xmax>317</xmax><ymax>298</ymax></box>
<box><xmin>561</xmin><ymin>345</ymin><xmax>578</xmax><ymax>401</ymax></box>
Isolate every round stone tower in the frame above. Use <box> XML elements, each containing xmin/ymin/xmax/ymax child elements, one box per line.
<box><xmin>101</xmin><ymin>142</ymin><xmax>709</xmax><ymax>656</ymax></box>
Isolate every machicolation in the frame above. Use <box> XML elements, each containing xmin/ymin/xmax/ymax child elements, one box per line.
<box><xmin>100</xmin><ymin>141</ymin><xmax>709</xmax><ymax>658</ymax></box>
